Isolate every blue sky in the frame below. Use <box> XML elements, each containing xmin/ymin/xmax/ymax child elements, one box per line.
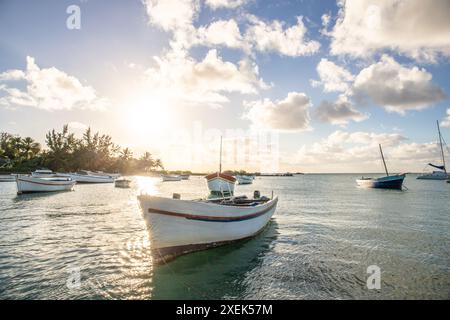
<box><xmin>1</xmin><ymin>0</ymin><xmax>450</xmax><ymax>172</ymax></box>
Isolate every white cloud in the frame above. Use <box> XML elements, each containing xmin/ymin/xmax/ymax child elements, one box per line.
<box><xmin>205</xmin><ymin>0</ymin><xmax>249</xmax><ymax>9</ymax></box>
<box><xmin>144</xmin><ymin>49</ymin><xmax>268</xmax><ymax>108</ymax></box>
<box><xmin>196</xmin><ymin>19</ymin><xmax>247</xmax><ymax>50</ymax></box>
<box><xmin>315</xmin><ymin>95</ymin><xmax>368</xmax><ymax>125</ymax></box>
<box><xmin>0</xmin><ymin>56</ymin><xmax>108</xmax><ymax>111</ymax></box>
<box><xmin>245</xmin><ymin>15</ymin><xmax>320</xmax><ymax>57</ymax></box>
<box><xmin>292</xmin><ymin>130</ymin><xmax>447</xmax><ymax>172</ymax></box>
<box><xmin>352</xmin><ymin>55</ymin><xmax>446</xmax><ymax>114</ymax></box>
<box><xmin>329</xmin><ymin>0</ymin><xmax>450</xmax><ymax>62</ymax></box>
<box><xmin>311</xmin><ymin>58</ymin><xmax>354</xmax><ymax>93</ymax></box>
<box><xmin>442</xmin><ymin>109</ymin><xmax>450</xmax><ymax>128</ymax></box>
<box><xmin>142</xmin><ymin>1</ymin><xmax>320</xmax><ymax>57</ymax></box>
<box><xmin>321</xmin><ymin>13</ymin><xmax>331</xmax><ymax>28</ymax></box>
<box><xmin>143</xmin><ymin>0</ymin><xmax>199</xmax><ymax>32</ymax></box>
<box><xmin>68</xmin><ymin>121</ymin><xmax>88</xmax><ymax>130</ymax></box>
<box><xmin>243</xmin><ymin>92</ymin><xmax>312</xmax><ymax>131</ymax></box>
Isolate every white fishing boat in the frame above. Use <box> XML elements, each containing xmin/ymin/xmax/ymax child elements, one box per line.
<box><xmin>356</xmin><ymin>144</ymin><xmax>405</xmax><ymax>190</ymax></box>
<box><xmin>205</xmin><ymin>172</ymin><xmax>236</xmax><ymax>197</ymax></box>
<box><xmin>418</xmin><ymin>121</ymin><xmax>450</xmax><ymax>180</ymax></box>
<box><xmin>205</xmin><ymin>136</ymin><xmax>236</xmax><ymax>197</ymax></box>
<box><xmin>180</xmin><ymin>174</ymin><xmax>190</xmax><ymax>180</ymax></box>
<box><xmin>69</xmin><ymin>170</ymin><xmax>115</xmax><ymax>183</ymax></box>
<box><xmin>16</xmin><ymin>175</ymin><xmax>76</xmax><ymax>194</ymax></box>
<box><xmin>236</xmin><ymin>175</ymin><xmax>253</xmax><ymax>185</ymax></box>
<box><xmin>0</xmin><ymin>174</ymin><xmax>16</xmax><ymax>182</ymax></box>
<box><xmin>161</xmin><ymin>174</ymin><xmax>182</xmax><ymax>182</ymax></box>
<box><xmin>138</xmin><ymin>192</ymin><xmax>278</xmax><ymax>263</ymax></box>
<box><xmin>92</xmin><ymin>171</ymin><xmax>121</xmax><ymax>179</ymax></box>
<box><xmin>31</xmin><ymin>169</ymin><xmax>56</xmax><ymax>178</ymax></box>
<box><xmin>115</xmin><ymin>178</ymin><xmax>131</xmax><ymax>188</ymax></box>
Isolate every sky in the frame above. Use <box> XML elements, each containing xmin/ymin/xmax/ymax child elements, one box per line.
<box><xmin>1</xmin><ymin>0</ymin><xmax>450</xmax><ymax>173</ymax></box>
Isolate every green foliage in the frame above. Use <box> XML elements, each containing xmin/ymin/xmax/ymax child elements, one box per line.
<box><xmin>0</xmin><ymin>125</ymin><xmax>163</xmax><ymax>174</ymax></box>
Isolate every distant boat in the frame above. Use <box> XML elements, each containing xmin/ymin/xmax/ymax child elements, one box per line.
<box><xmin>68</xmin><ymin>171</ymin><xmax>115</xmax><ymax>183</ymax></box>
<box><xmin>31</xmin><ymin>169</ymin><xmax>56</xmax><ymax>178</ymax></box>
<box><xmin>417</xmin><ymin>121</ymin><xmax>450</xmax><ymax>180</ymax></box>
<box><xmin>236</xmin><ymin>175</ymin><xmax>253</xmax><ymax>185</ymax></box>
<box><xmin>16</xmin><ymin>175</ymin><xmax>76</xmax><ymax>194</ymax></box>
<box><xmin>356</xmin><ymin>144</ymin><xmax>405</xmax><ymax>190</ymax></box>
<box><xmin>138</xmin><ymin>193</ymin><xmax>278</xmax><ymax>263</ymax></box>
<box><xmin>205</xmin><ymin>172</ymin><xmax>236</xmax><ymax>197</ymax></box>
<box><xmin>205</xmin><ymin>136</ymin><xmax>236</xmax><ymax>197</ymax></box>
<box><xmin>161</xmin><ymin>174</ymin><xmax>182</xmax><ymax>182</ymax></box>
<box><xmin>0</xmin><ymin>174</ymin><xmax>16</xmax><ymax>182</ymax></box>
<box><xmin>180</xmin><ymin>174</ymin><xmax>190</xmax><ymax>180</ymax></box>
<box><xmin>92</xmin><ymin>171</ymin><xmax>121</xmax><ymax>179</ymax></box>
<box><xmin>115</xmin><ymin>178</ymin><xmax>131</xmax><ymax>188</ymax></box>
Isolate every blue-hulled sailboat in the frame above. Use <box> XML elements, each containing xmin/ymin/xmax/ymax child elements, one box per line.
<box><xmin>356</xmin><ymin>144</ymin><xmax>405</xmax><ymax>190</ymax></box>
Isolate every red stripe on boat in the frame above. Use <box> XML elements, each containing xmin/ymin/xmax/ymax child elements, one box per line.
<box><xmin>204</xmin><ymin>172</ymin><xmax>236</xmax><ymax>183</ymax></box>
<box><xmin>148</xmin><ymin>198</ymin><xmax>277</xmax><ymax>222</ymax></box>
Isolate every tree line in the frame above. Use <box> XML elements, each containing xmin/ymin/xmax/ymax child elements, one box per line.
<box><xmin>0</xmin><ymin>125</ymin><xmax>163</xmax><ymax>174</ymax></box>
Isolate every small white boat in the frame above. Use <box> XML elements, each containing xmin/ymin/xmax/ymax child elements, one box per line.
<box><xmin>205</xmin><ymin>172</ymin><xmax>236</xmax><ymax>197</ymax></box>
<box><xmin>115</xmin><ymin>178</ymin><xmax>131</xmax><ymax>188</ymax></box>
<box><xmin>418</xmin><ymin>121</ymin><xmax>450</xmax><ymax>180</ymax></box>
<box><xmin>204</xmin><ymin>137</ymin><xmax>237</xmax><ymax>197</ymax></box>
<box><xmin>0</xmin><ymin>174</ymin><xmax>16</xmax><ymax>182</ymax></box>
<box><xmin>180</xmin><ymin>174</ymin><xmax>190</xmax><ymax>180</ymax></box>
<box><xmin>236</xmin><ymin>175</ymin><xmax>253</xmax><ymax>185</ymax></box>
<box><xmin>69</xmin><ymin>171</ymin><xmax>115</xmax><ymax>183</ymax></box>
<box><xmin>16</xmin><ymin>175</ymin><xmax>76</xmax><ymax>194</ymax></box>
<box><xmin>417</xmin><ymin>171</ymin><xmax>450</xmax><ymax>180</ymax></box>
<box><xmin>138</xmin><ymin>192</ymin><xmax>278</xmax><ymax>263</ymax></box>
<box><xmin>31</xmin><ymin>169</ymin><xmax>56</xmax><ymax>178</ymax></box>
<box><xmin>161</xmin><ymin>174</ymin><xmax>182</xmax><ymax>182</ymax></box>
<box><xmin>92</xmin><ymin>171</ymin><xmax>121</xmax><ymax>179</ymax></box>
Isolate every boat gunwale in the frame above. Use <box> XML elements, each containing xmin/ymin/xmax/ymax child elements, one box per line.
<box><xmin>142</xmin><ymin>196</ymin><xmax>278</xmax><ymax>222</ymax></box>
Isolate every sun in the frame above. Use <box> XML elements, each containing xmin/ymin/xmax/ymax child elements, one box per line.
<box><xmin>126</xmin><ymin>94</ymin><xmax>172</xmax><ymax>136</ymax></box>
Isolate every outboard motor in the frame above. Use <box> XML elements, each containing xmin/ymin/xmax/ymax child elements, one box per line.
<box><xmin>253</xmin><ymin>190</ymin><xmax>260</xmax><ymax>199</ymax></box>
<box><xmin>173</xmin><ymin>193</ymin><xmax>181</xmax><ymax>200</ymax></box>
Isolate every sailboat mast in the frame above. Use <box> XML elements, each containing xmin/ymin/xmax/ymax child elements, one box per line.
<box><xmin>437</xmin><ymin>120</ymin><xmax>446</xmax><ymax>173</ymax></box>
<box><xmin>379</xmin><ymin>144</ymin><xmax>389</xmax><ymax>176</ymax></box>
<box><xmin>219</xmin><ymin>136</ymin><xmax>222</xmax><ymax>174</ymax></box>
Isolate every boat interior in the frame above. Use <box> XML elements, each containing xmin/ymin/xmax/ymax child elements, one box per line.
<box><xmin>204</xmin><ymin>194</ymin><xmax>271</xmax><ymax>207</ymax></box>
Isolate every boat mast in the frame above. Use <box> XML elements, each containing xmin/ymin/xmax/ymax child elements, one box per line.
<box><xmin>219</xmin><ymin>136</ymin><xmax>222</xmax><ymax>174</ymax></box>
<box><xmin>379</xmin><ymin>144</ymin><xmax>389</xmax><ymax>176</ymax></box>
<box><xmin>437</xmin><ymin>120</ymin><xmax>446</xmax><ymax>173</ymax></box>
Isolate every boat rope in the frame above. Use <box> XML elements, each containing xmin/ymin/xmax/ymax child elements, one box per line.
<box><xmin>402</xmin><ymin>184</ymin><xmax>409</xmax><ymax>191</ymax></box>
<box><xmin>441</xmin><ymin>135</ymin><xmax>450</xmax><ymax>155</ymax></box>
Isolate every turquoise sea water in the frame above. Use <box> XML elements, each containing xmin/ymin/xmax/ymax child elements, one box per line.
<box><xmin>0</xmin><ymin>175</ymin><xmax>449</xmax><ymax>299</ymax></box>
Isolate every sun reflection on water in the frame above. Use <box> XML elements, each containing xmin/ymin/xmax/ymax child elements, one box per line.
<box><xmin>135</xmin><ymin>176</ymin><xmax>159</xmax><ymax>196</ymax></box>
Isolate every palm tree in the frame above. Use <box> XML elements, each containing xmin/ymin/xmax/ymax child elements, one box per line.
<box><xmin>20</xmin><ymin>137</ymin><xmax>41</xmax><ymax>160</ymax></box>
<box><xmin>120</xmin><ymin>148</ymin><xmax>133</xmax><ymax>161</ymax></box>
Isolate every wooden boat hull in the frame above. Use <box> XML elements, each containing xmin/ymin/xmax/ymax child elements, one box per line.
<box><xmin>356</xmin><ymin>174</ymin><xmax>405</xmax><ymax>190</ymax></box>
<box><xmin>180</xmin><ymin>174</ymin><xmax>190</xmax><ymax>180</ymax></box>
<box><xmin>16</xmin><ymin>176</ymin><xmax>76</xmax><ymax>194</ymax></box>
<box><xmin>138</xmin><ymin>195</ymin><xmax>278</xmax><ymax>263</ymax></box>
